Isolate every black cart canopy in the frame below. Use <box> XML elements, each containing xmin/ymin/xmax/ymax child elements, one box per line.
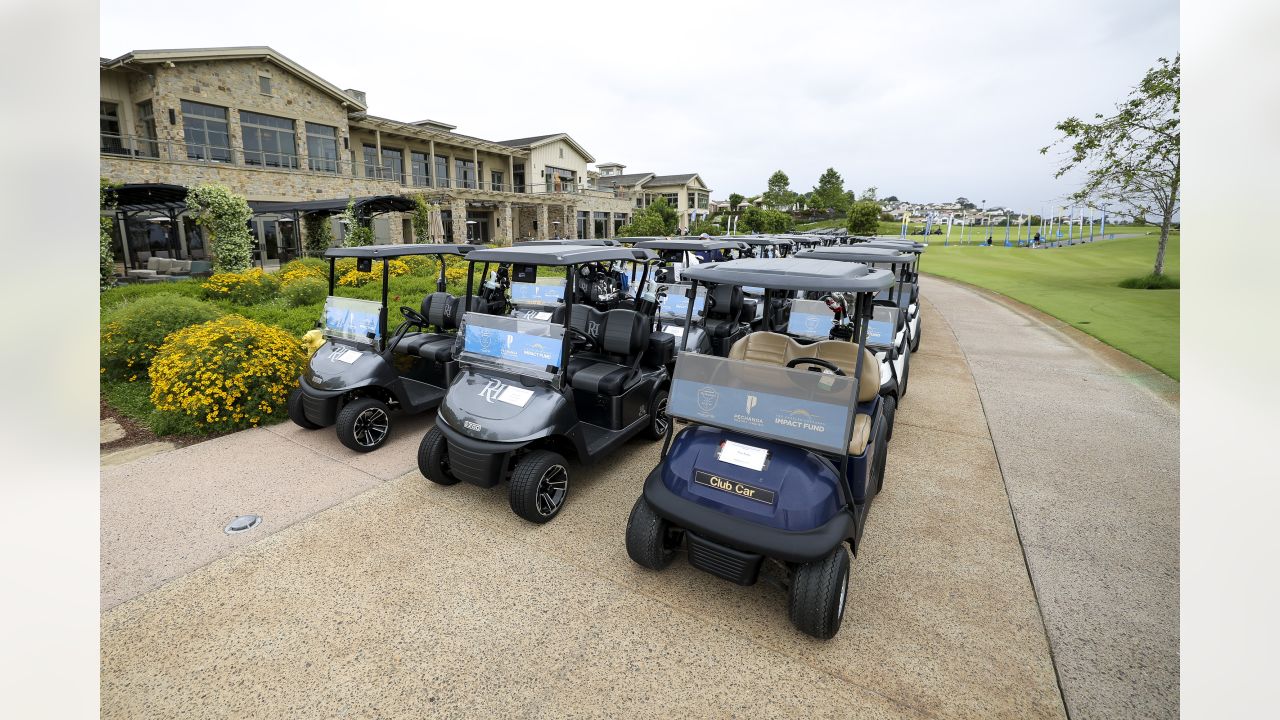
<box><xmin>795</xmin><ymin>247</ymin><xmax>914</xmax><ymax>264</ymax></box>
<box><xmin>681</xmin><ymin>257</ymin><xmax>894</xmax><ymax>293</ymax></box>
<box><xmin>634</xmin><ymin>238</ymin><xmax>749</xmax><ymax>252</ymax></box>
<box><xmin>324</xmin><ymin>243</ymin><xmax>481</xmax><ymax>258</ymax></box>
<box><xmin>514</xmin><ymin>238</ymin><xmax>620</xmax><ymax>247</ymax></box>
<box><xmin>249</xmin><ymin>195</ymin><xmax>417</xmax><ymax>219</ymax></box>
<box><xmin>109</xmin><ymin>183</ymin><xmax>188</xmax><ymax>212</ymax></box>
<box><xmin>465</xmin><ymin>243</ymin><xmax>656</xmax><ymax>266</ymax></box>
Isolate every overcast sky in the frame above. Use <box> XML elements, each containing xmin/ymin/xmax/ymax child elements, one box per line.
<box><xmin>101</xmin><ymin>0</ymin><xmax>1178</xmax><ymax>213</ymax></box>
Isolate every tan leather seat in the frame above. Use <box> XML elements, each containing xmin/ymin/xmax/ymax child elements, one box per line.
<box><xmin>728</xmin><ymin>332</ymin><xmax>880</xmax><ymax>455</ymax></box>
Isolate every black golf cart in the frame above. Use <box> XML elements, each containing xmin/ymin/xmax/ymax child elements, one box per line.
<box><xmin>288</xmin><ymin>244</ymin><xmax>491</xmax><ymax>452</ymax></box>
<box><xmin>634</xmin><ymin>237</ymin><xmax>754</xmax><ymax>356</ymax></box>
<box><xmin>624</xmin><ymin>257</ymin><xmax>895</xmax><ymax>639</ymax></box>
<box><xmin>417</xmin><ymin>244</ymin><xmax>674</xmax><ymax>523</ymax></box>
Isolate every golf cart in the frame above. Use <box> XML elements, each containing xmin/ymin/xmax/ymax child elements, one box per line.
<box><xmin>858</xmin><ymin>240</ymin><xmax>925</xmax><ymax>351</ymax></box>
<box><xmin>624</xmin><ymin>257</ymin><xmax>895</xmax><ymax>639</ymax></box>
<box><xmin>795</xmin><ymin>246</ymin><xmax>917</xmax><ymax>437</ymax></box>
<box><xmin>417</xmin><ymin>244</ymin><xmax>674</xmax><ymax>523</ymax></box>
<box><xmin>634</xmin><ymin>237</ymin><xmax>754</xmax><ymax>356</ymax></box>
<box><xmin>288</xmin><ymin>244</ymin><xmax>489</xmax><ymax>452</ymax></box>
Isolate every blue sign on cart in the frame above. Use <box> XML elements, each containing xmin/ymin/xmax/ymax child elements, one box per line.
<box><xmin>464</xmin><ymin>324</ymin><xmax>563</xmax><ymax>369</ymax></box>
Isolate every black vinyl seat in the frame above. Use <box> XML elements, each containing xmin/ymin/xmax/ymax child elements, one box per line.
<box><xmin>396</xmin><ymin>292</ymin><xmax>474</xmax><ymax>361</ymax></box>
<box><xmin>565</xmin><ymin>305</ymin><xmax>651</xmax><ymax>395</ymax></box>
<box><xmin>703</xmin><ymin>284</ymin><xmax>748</xmax><ymax>355</ymax></box>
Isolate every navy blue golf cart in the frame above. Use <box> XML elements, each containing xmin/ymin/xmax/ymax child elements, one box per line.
<box><xmin>417</xmin><ymin>244</ymin><xmax>675</xmax><ymax>523</ymax></box>
<box><xmin>625</xmin><ymin>257</ymin><xmax>895</xmax><ymax>639</ymax></box>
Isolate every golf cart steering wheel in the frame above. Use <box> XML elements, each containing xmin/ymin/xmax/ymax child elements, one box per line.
<box><xmin>400</xmin><ymin>305</ymin><xmax>428</xmax><ymax>328</ymax></box>
<box><xmin>785</xmin><ymin>357</ymin><xmax>846</xmax><ymax>376</ymax></box>
<box><xmin>565</xmin><ymin>325</ymin><xmax>598</xmax><ymax>351</ymax></box>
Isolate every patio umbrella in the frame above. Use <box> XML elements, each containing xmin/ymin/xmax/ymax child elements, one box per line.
<box><xmin>430</xmin><ymin>209</ymin><xmax>445</xmax><ymax>243</ymax></box>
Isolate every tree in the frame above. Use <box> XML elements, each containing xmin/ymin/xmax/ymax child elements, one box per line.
<box><xmin>303</xmin><ymin>213</ymin><xmax>333</xmax><ymax>257</ymax></box>
<box><xmin>617</xmin><ymin>196</ymin><xmax>678</xmax><ymax>237</ymax></box>
<box><xmin>337</xmin><ymin>198</ymin><xmax>375</xmax><ymax>247</ymax></box>
<box><xmin>186</xmin><ymin>183</ymin><xmax>255</xmax><ymax>272</ymax></box>
<box><xmin>410</xmin><ymin>194</ymin><xmax>436</xmax><ymax>243</ymax></box>
<box><xmin>100</xmin><ymin>178</ymin><xmax>119</xmax><ymax>289</ymax></box>
<box><xmin>728</xmin><ymin>193</ymin><xmax>744</xmax><ymax>211</ymax></box>
<box><xmin>847</xmin><ymin>201</ymin><xmax>881</xmax><ymax>235</ymax></box>
<box><xmin>689</xmin><ymin>217</ymin><xmax>723</xmax><ymax>236</ymax></box>
<box><xmin>809</xmin><ymin>168</ymin><xmax>848</xmax><ymax>216</ymax></box>
<box><xmin>761</xmin><ymin>170</ymin><xmax>798</xmax><ymax>209</ymax></box>
<box><xmin>859</xmin><ymin>186</ymin><xmax>878</xmax><ymax>202</ymax></box>
<box><xmin>737</xmin><ymin>205</ymin><xmax>766</xmax><ymax>233</ymax></box>
<box><xmin>1042</xmin><ymin>55</ymin><xmax>1179</xmax><ymax>275</ymax></box>
<box><xmin>884</xmin><ymin>195</ymin><xmax>899</xmax><ymax>202</ymax></box>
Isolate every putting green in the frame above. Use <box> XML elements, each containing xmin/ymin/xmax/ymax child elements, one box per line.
<box><xmin>920</xmin><ymin>233</ymin><xmax>1180</xmax><ymax>379</ymax></box>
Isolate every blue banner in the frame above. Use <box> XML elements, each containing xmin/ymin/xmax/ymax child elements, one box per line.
<box><xmin>866</xmin><ymin>319</ymin><xmax>894</xmax><ymax>347</ymax></box>
<box><xmin>788</xmin><ymin>312</ymin><xmax>832</xmax><ymax>338</ymax></box>
<box><xmin>669</xmin><ymin>379</ymin><xmax>852</xmax><ymax>455</ymax></box>
<box><xmin>510</xmin><ymin>282</ymin><xmax>565</xmax><ymax>306</ymax></box>
<box><xmin>464</xmin><ymin>324</ymin><xmax>563</xmax><ymax>369</ymax></box>
<box><xmin>660</xmin><ymin>289</ymin><xmax>705</xmax><ymax>318</ymax></box>
<box><xmin>324</xmin><ymin>297</ymin><xmax>381</xmax><ymax>342</ymax></box>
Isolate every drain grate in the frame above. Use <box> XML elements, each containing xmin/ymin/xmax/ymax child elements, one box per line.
<box><xmin>224</xmin><ymin>514</ymin><xmax>262</xmax><ymax>534</ymax></box>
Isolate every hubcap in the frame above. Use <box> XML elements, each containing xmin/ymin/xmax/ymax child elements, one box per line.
<box><xmin>535</xmin><ymin>465</ymin><xmax>568</xmax><ymax>516</ymax></box>
<box><xmin>654</xmin><ymin>396</ymin><xmax>670</xmax><ymax>435</ymax></box>
<box><xmin>353</xmin><ymin>407</ymin><xmax>389</xmax><ymax>446</ymax></box>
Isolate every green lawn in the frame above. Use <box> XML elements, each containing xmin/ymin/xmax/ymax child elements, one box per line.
<box><xmin>919</xmin><ymin>233</ymin><xmax>1180</xmax><ymax>378</ymax></box>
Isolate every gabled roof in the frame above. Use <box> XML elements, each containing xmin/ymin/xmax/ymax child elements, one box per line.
<box><xmin>101</xmin><ymin>46</ymin><xmax>367</xmax><ymax>111</ymax></box>
<box><xmin>494</xmin><ymin>133</ymin><xmax>596</xmax><ymax>163</ymax></box>
<box><xmin>647</xmin><ymin>173</ymin><xmax>700</xmax><ymax>186</ymax></box>
<box><xmin>593</xmin><ymin>173</ymin><xmax>655</xmax><ymax>188</ymax></box>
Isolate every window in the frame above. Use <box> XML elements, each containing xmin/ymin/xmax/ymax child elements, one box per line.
<box><xmin>305</xmin><ymin>122</ymin><xmax>338</xmax><ymax>172</ymax></box>
<box><xmin>136</xmin><ymin>101</ymin><xmax>158</xmax><ymax>157</ymax></box>
<box><xmin>411</xmin><ymin>151</ymin><xmax>430</xmax><ymax>186</ymax></box>
<box><xmin>382</xmin><ymin>147</ymin><xmax>403</xmax><ymax>183</ymax></box>
<box><xmin>240</xmin><ymin>110</ymin><xmax>297</xmax><ymax>168</ymax></box>
<box><xmin>455</xmin><ymin>158</ymin><xmax>476</xmax><ymax>189</ymax></box>
<box><xmin>559</xmin><ymin>147</ymin><xmax>564</xmax><ymax>159</ymax></box>
<box><xmin>662</xmin><ymin>193</ymin><xmax>680</xmax><ymax>208</ymax></box>
<box><xmin>689</xmin><ymin>192</ymin><xmax>707</xmax><ymax>209</ymax></box>
<box><xmin>434</xmin><ymin>155</ymin><xmax>450</xmax><ymax>188</ymax></box>
<box><xmin>490</xmin><ymin>170</ymin><xmax>504</xmax><ymax>192</ymax></box>
<box><xmin>512</xmin><ymin>163</ymin><xmax>525</xmax><ymax>192</ymax></box>
<box><xmin>259</xmin><ymin>76</ymin><xmax>272</xmax><ymax>95</ymax></box>
<box><xmin>181</xmin><ymin>100</ymin><xmax>231</xmax><ymax>162</ymax></box>
<box><xmin>100</xmin><ymin>101</ymin><xmax>123</xmax><ymax>154</ymax></box>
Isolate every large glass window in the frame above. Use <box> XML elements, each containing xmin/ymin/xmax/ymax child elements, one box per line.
<box><xmin>306</xmin><ymin>122</ymin><xmax>338</xmax><ymax>173</ymax></box>
<box><xmin>135</xmin><ymin>100</ymin><xmax>158</xmax><ymax>158</ymax></box>
<box><xmin>490</xmin><ymin>170</ymin><xmax>504</xmax><ymax>192</ymax></box>
<box><xmin>240</xmin><ymin>110</ymin><xmax>297</xmax><ymax>168</ymax></box>
<box><xmin>411</xmin><ymin>151</ymin><xmax>430</xmax><ymax>186</ymax></box>
<box><xmin>434</xmin><ymin>155</ymin><xmax>450</xmax><ymax>188</ymax></box>
<box><xmin>382</xmin><ymin>147</ymin><xmax>403</xmax><ymax>183</ymax></box>
<box><xmin>362</xmin><ymin>145</ymin><xmax>379</xmax><ymax>178</ymax></box>
<box><xmin>181</xmin><ymin>100</ymin><xmax>232</xmax><ymax>162</ymax></box>
<box><xmin>662</xmin><ymin>193</ymin><xmax>680</xmax><ymax>208</ymax></box>
<box><xmin>512</xmin><ymin>163</ymin><xmax>525</xmax><ymax>192</ymax></box>
<box><xmin>455</xmin><ymin>158</ymin><xmax>477</xmax><ymax>189</ymax></box>
<box><xmin>100</xmin><ymin>101</ymin><xmax>123</xmax><ymax>154</ymax></box>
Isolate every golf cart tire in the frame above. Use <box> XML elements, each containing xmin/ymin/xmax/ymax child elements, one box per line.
<box><xmin>642</xmin><ymin>388</ymin><xmax>670</xmax><ymax>441</ymax></box>
<box><xmin>883</xmin><ymin>394</ymin><xmax>898</xmax><ymax>442</ymax></box>
<box><xmin>899</xmin><ymin>345</ymin><xmax>911</xmax><ymax>399</ymax></box>
<box><xmin>288</xmin><ymin>388</ymin><xmax>322</xmax><ymax>430</ymax></box>
<box><xmin>910</xmin><ymin>320</ymin><xmax>922</xmax><ymax>353</ymax></box>
<box><xmin>418</xmin><ymin>426</ymin><xmax>460</xmax><ymax>486</ymax></box>
<box><xmin>335</xmin><ymin>396</ymin><xmax>391</xmax><ymax>453</ymax></box>
<box><xmin>871</xmin><ymin>424</ymin><xmax>889</xmax><ymax>495</ymax></box>
<box><xmin>788</xmin><ymin>547</ymin><xmax>850</xmax><ymax>640</ymax></box>
<box><xmin>509</xmin><ymin>450</ymin><xmax>570</xmax><ymax>524</ymax></box>
<box><xmin>626</xmin><ymin>496</ymin><xmax>679</xmax><ymax>570</ymax></box>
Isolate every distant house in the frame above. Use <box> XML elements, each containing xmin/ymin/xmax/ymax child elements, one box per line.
<box><xmin>593</xmin><ymin>166</ymin><xmax>714</xmax><ymax>231</ymax></box>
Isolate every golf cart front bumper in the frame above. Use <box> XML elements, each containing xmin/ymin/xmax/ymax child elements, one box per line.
<box><xmin>435</xmin><ymin>417</ymin><xmax>526</xmax><ymax>488</ymax></box>
<box><xmin>297</xmin><ymin>376</ymin><xmax>343</xmax><ymax>426</ymax></box>
<box><xmin>643</xmin><ymin>467</ymin><xmax>855</xmax><ymax>566</ymax></box>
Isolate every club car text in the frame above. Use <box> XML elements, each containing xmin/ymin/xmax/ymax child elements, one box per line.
<box><xmin>693</xmin><ymin>471</ymin><xmax>776</xmax><ymax>505</ymax></box>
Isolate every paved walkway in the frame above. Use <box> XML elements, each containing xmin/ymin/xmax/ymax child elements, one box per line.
<box><xmin>100</xmin><ymin>294</ymin><xmax>1068</xmax><ymax>719</ymax></box>
<box><xmin>922</xmin><ymin>276</ymin><xmax>1179</xmax><ymax>720</ymax></box>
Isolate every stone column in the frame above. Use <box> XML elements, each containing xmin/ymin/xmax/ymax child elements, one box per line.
<box><xmin>451</xmin><ymin>198</ymin><xmax>467</xmax><ymax>242</ymax></box>
<box><xmin>507</xmin><ymin>156</ymin><xmax>515</xmax><ymax>192</ymax></box>
<box><xmin>428</xmin><ymin>139</ymin><xmax>437</xmax><ymax>186</ymax></box>
<box><xmin>566</xmin><ymin>204</ymin><xmax>577</xmax><ymax>239</ymax></box>
<box><xmin>585</xmin><ymin>208</ymin><xmax>595</xmax><ymax>239</ymax></box>
<box><xmin>500</xmin><ymin>202</ymin><xmax>513</xmax><ymax>246</ymax></box>
<box><xmin>537</xmin><ymin>204</ymin><xmax>549</xmax><ymax>240</ymax></box>
<box><xmin>606</xmin><ymin>213</ymin><xmax>614</xmax><ymax>238</ymax></box>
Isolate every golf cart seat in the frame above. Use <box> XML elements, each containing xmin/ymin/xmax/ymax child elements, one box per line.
<box><xmin>703</xmin><ymin>284</ymin><xmax>748</xmax><ymax>355</ymax></box>
<box><xmin>397</xmin><ymin>292</ymin><xmax>471</xmax><ymax>361</ymax></box>
<box><xmin>728</xmin><ymin>332</ymin><xmax>880</xmax><ymax>455</ymax></box>
<box><xmin>565</xmin><ymin>305</ymin><xmax>652</xmax><ymax>395</ymax></box>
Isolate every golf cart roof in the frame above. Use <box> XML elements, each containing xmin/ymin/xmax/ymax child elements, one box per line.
<box><xmin>465</xmin><ymin>243</ymin><xmax>657</xmax><ymax>265</ymax></box>
<box><xmin>324</xmin><ymin>243</ymin><xmax>481</xmax><ymax>258</ymax></box>
<box><xmin>634</xmin><ymin>238</ymin><xmax>749</xmax><ymax>251</ymax></box>
<box><xmin>733</xmin><ymin>236</ymin><xmax>795</xmax><ymax>247</ymax></box>
<box><xmin>514</xmin><ymin>238</ymin><xmax>620</xmax><ymax>247</ymax></box>
<box><xmin>794</xmin><ymin>247</ymin><xmax>914</xmax><ymax>264</ymax></box>
<box><xmin>681</xmin><ymin>257</ymin><xmax>894</xmax><ymax>292</ymax></box>
<box><xmin>860</xmin><ymin>240</ymin><xmax>926</xmax><ymax>252</ymax></box>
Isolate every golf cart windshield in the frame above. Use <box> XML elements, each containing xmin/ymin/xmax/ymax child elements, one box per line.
<box><xmin>787</xmin><ymin>299</ymin><xmax>836</xmax><ymax>340</ymax></box>
<box><xmin>324</xmin><ymin>296</ymin><xmax>382</xmax><ymax>346</ymax></box>
<box><xmin>668</xmin><ymin>353</ymin><xmax>856</xmax><ymax>456</ymax></box>
<box><xmin>659</xmin><ymin>284</ymin><xmax>707</xmax><ymax>320</ymax></box>
<box><xmin>458</xmin><ymin>312</ymin><xmax>565</xmax><ymax>381</ymax></box>
<box><xmin>510</xmin><ymin>279</ymin><xmax>567</xmax><ymax>320</ymax></box>
<box><xmin>867</xmin><ymin>306</ymin><xmax>899</xmax><ymax>349</ymax></box>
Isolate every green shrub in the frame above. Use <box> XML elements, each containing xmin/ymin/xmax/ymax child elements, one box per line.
<box><xmin>149</xmin><ymin>315</ymin><xmax>307</xmax><ymax>433</ymax></box>
<box><xmin>101</xmin><ymin>294</ymin><xmax>224</xmax><ymax>381</ymax></box>
<box><xmin>186</xmin><ymin>184</ymin><xmax>255</xmax><ymax>272</ymax></box>
<box><xmin>281</xmin><ymin>257</ymin><xmax>327</xmax><ymax>274</ymax></box>
<box><xmin>282</xmin><ymin>277</ymin><xmax>328</xmax><ymax>306</ymax></box>
<box><xmin>1118</xmin><ymin>273</ymin><xmax>1179</xmax><ymax>290</ymax></box>
<box><xmin>102</xmin><ymin>380</ymin><xmax>203</xmax><ymax>436</ymax></box>
<box><xmin>201</xmin><ymin>268</ymin><xmax>280</xmax><ymax>305</ymax></box>
<box><xmin>100</xmin><ymin>277</ymin><xmax>205</xmax><ymax>314</ymax></box>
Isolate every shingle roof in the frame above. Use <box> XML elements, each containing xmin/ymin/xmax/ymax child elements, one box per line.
<box><xmin>593</xmin><ymin>173</ymin><xmax>654</xmax><ymax>188</ymax></box>
<box><xmin>494</xmin><ymin>134</ymin><xmax>561</xmax><ymax>147</ymax></box>
<box><xmin>648</xmin><ymin>173</ymin><xmax>699</xmax><ymax>185</ymax></box>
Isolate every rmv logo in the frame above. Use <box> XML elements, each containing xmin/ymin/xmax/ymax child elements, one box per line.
<box><xmin>479</xmin><ymin>378</ymin><xmax>507</xmax><ymax>403</ymax></box>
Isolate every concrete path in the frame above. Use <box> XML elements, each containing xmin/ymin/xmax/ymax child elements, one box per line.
<box><xmin>922</xmin><ymin>276</ymin><xmax>1179</xmax><ymax>720</ymax></box>
<box><xmin>101</xmin><ymin>296</ymin><xmax>1068</xmax><ymax>719</ymax></box>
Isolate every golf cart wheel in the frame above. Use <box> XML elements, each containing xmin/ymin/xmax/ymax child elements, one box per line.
<box><xmin>642</xmin><ymin>388</ymin><xmax>670</xmax><ymax>441</ymax></box>
<box><xmin>899</xmin><ymin>345</ymin><xmax>911</xmax><ymax>399</ymax></box>
<box><xmin>871</xmin><ymin>423</ymin><xmax>889</xmax><ymax>495</ymax></box>
<box><xmin>418</xmin><ymin>426</ymin><xmax>460</xmax><ymax>486</ymax></box>
<box><xmin>910</xmin><ymin>320</ymin><xmax>922</xmax><ymax>353</ymax></box>
<box><xmin>287</xmin><ymin>388</ymin><xmax>322</xmax><ymax>430</ymax></box>
<box><xmin>883</xmin><ymin>394</ymin><xmax>898</xmax><ymax>443</ymax></box>
<box><xmin>788</xmin><ymin>547</ymin><xmax>851</xmax><ymax>640</ymax></box>
<box><xmin>335</xmin><ymin>397</ymin><xmax>391</xmax><ymax>453</ymax></box>
<box><xmin>509</xmin><ymin>450</ymin><xmax>570</xmax><ymax>523</ymax></box>
<box><xmin>625</xmin><ymin>496</ymin><xmax>681</xmax><ymax>570</ymax></box>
